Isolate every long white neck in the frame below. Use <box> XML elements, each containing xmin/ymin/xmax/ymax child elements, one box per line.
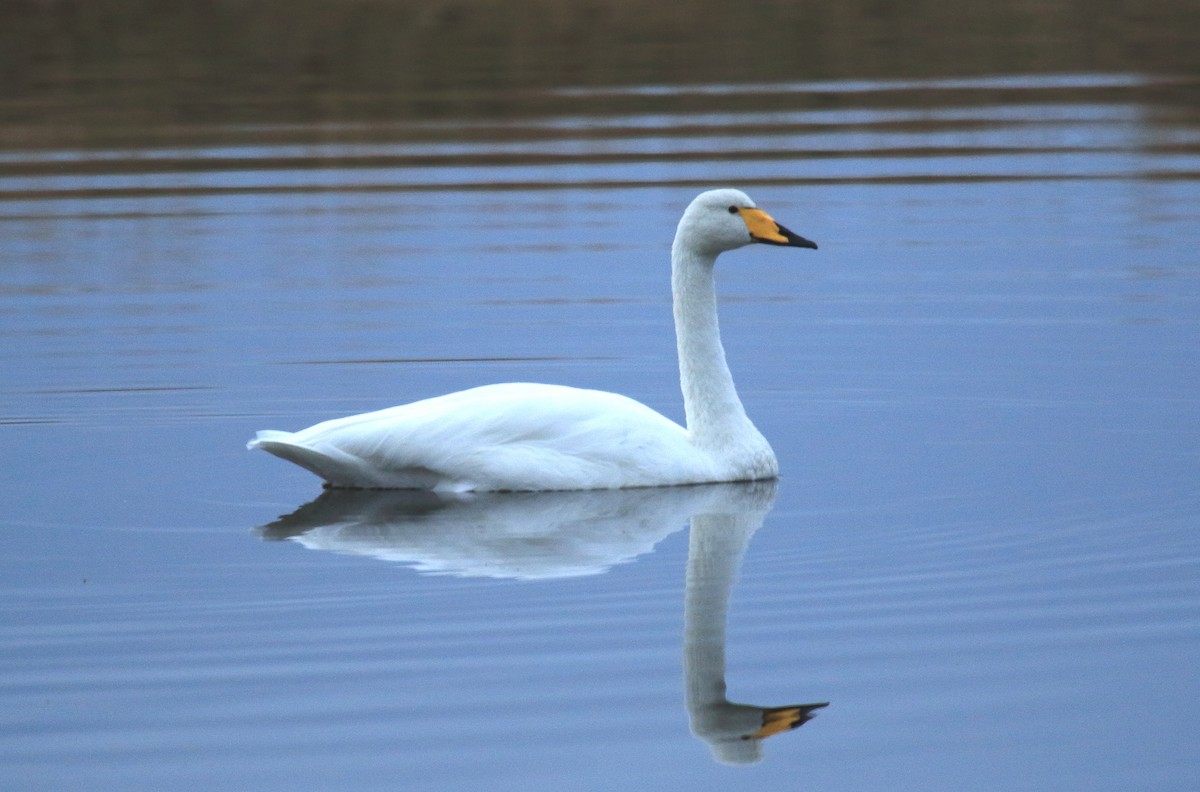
<box><xmin>671</xmin><ymin>242</ymin><xmax>755</xmax><ymax>451</ymax></box>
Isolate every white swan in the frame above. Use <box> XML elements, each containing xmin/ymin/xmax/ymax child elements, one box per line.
<box><xmin>248</xmin><ymin>188</ymin><xmax>817</xmax><ymax>491</ymax></box>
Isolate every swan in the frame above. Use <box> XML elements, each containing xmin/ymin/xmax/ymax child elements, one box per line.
<box><xmin>248</xmin><ymin>188</ymin><xmax>817</xmax><ymax>491</ymax></box>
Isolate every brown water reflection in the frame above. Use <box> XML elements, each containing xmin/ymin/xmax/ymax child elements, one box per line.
<box><xmin>2</xmin><ymin>0</ymin><xmax>1199</xmax><ymax>150</ymax></box>
<box><xmin>4</xmin><ymin>73</ymin><xmax>1197</xmax><ymax>203</ymax></box>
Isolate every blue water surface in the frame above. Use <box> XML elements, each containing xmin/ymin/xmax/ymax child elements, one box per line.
<box><xmin>2</xmin><ymin>76</ymin><xmax>1198</xmax><ymax>791</ymax></box>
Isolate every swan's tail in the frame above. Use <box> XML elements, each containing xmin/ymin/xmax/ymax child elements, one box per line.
<box><xmin>246</xmin><ymin>429</ymin><xmax>293</xmax><ymax>452</ymax></box>
<box><xmin>248</xmin><ymin>430</ymin><xmax>445</xmax><ymax>489</ymax></box>
<box><xmin>248</xmin><ymin>430</ymin><xmax>370</xmax><ymax>487</ymax></box>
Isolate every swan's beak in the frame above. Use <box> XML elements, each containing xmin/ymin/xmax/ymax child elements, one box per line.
<box><xmin>751</xmin><ymin>702</ymin><xmax>830</xmax><ymax>739</ymax></box>
<box><xmin>738</xmin><ymin>207</ymin><xmax>818</xmax><ymax>249</ymax></box>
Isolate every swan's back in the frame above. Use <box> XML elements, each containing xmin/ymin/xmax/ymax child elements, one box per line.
<box><xmin>250</xmin><ymin>383</ymin><xmax>710</xmax><ymax>491</ymax></box>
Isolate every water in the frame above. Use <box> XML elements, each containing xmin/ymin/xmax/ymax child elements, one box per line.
<box><xmin>2</xmin><ymin>69</ymin><xmax>1199</xmax><ymax>790</ymax></box>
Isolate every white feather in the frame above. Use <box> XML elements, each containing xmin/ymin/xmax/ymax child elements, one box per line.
<box><xmin>248</xmin><ymin>188</ymin><xmax>816</xmax><ymax>491</ymax></box>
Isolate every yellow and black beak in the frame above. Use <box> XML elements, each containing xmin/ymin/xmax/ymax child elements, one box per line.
<box><xmin>748</xmin><ymin>702</ymin><xmax>830</xmax><ymax>740</ymax></box>
<box><xmin>737</xmin><ymin>207</ymin><xmax>818</xmax><ymax>249</ymax></box>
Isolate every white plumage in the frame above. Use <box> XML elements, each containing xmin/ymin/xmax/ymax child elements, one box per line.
<box><xmin>248</xmin><ymin>189</ymin><xmax>817</xmax><ymax>491</ymax></box>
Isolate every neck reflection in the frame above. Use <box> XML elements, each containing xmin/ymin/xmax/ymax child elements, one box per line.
<box><xmin>683</xmin><ymin>481</ymin><xmax>827</xmax><ymax>765</ymax></box>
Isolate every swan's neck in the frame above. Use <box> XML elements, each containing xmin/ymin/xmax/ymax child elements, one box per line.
<box><xmin>671</xmin><ymin>244</ymin><xmax>763</xmax><ymax>457</ymax></box>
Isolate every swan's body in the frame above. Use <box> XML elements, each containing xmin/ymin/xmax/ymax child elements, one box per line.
<box><xmin>249</xmin><ymin>189</ymin><xmax>816</xmax><ymax>491</ymax></box>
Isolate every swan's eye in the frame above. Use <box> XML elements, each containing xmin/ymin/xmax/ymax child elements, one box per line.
<box><xmin>727</xmin><ymin>205</ymin><xmax>739</xmax><ymax>214</ymax></box>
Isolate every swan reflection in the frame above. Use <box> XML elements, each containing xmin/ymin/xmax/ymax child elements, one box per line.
<box><xmin>259</xmin><ymin>485</ymin><xmax>707</xmax><ymax>580</ymax></box>
<box><xmin>684</xmin><ymin>483</ymin><xmax>828</xmax><ymax>764</ymax></box>
<box><xmin>258</xmin><ymin>480</ymin><xmax>826</xmax><ymax>761</ymax></box>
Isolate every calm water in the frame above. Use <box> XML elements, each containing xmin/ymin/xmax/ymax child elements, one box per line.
<box><xmin>3</xmin><ymin>72</ymin><xmax>1200</xmax><ymax>790</ymax></box>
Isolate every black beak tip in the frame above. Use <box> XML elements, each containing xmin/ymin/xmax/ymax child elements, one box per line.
<box><xmin>779</xmin><ymin>225</ymin><xmax>818</xmax><ymax>249</ymax></box>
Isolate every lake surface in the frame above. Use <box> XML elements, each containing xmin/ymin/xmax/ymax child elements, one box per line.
<box><xmin>2</xmin><ymin>69</ymin><xmax>1199</xmax><ymax>790</ymax></box>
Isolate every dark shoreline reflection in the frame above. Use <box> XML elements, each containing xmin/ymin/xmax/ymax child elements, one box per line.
<box><xmin>4</xmin><ymin>0</ymin><xmax>1198</xmax><ymax>146</ymax></box>
<box><xmin>257</xmin><ymin>480</ymin><xmax>828</xmax><ymax>761</ymax></box>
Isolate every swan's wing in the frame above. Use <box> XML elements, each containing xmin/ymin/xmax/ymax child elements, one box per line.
<box><xmin>251</xmin><ymin>383</ymin><xmax>709</xmax><ymax>490</ymax></box>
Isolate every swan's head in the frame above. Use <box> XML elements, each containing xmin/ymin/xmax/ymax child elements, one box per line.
<box><xmin>675</xmin><ymin>189</ymin><xmax>818</xmax><ymax>257</ymax></box>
